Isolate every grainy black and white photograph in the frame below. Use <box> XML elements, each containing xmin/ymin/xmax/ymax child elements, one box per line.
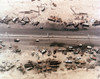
<box><xmin>0</xmin><ymin>0</ymin><xmax>100</xmax><ymax>79</ymax></box>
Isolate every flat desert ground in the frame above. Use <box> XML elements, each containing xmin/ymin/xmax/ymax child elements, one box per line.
<box><xmin>0</xmin><ymin>0</ymin><xmax>100</xmax><ymax>79</ymax></box>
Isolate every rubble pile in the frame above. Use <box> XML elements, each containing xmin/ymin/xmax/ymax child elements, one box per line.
<box><xmin>65</xmin><ymin>56</ymin><xmax>87</xmax><ymax>70</ymax></box>
<box><xmin>0</xmin><ymin>14</ymin><xmax>95</xmax><ymax>30</ymax></box>
<box><xmin>64</xmin><ymin>45</ymin><xmax>97</xmax><ymax>70</ymax></box>
<box><xmin>0</xmin><ymin>16</ymin><xmax>32</xmax><ymax>25</ymax></box>
<box><xmin>36</xmin><ymin>58</ymin><xmax>61</xmax><ymax>73</ymax></box>
<box><xmin>48</xmin><ymin>16</ymin><xmax>62</xmax><ymax>23</ymax></box>
<box><xmin>44</xmin><ymin>44</ymin><xmax>97</xmax><ymax>70</ymax></box>
<box><xmin>0</xmin><ymin>44</ymin><xmax>98</xmax><ymax>74</ymax></box>
<box><xmin>23</xmin><ymin>59</ymin><xmax>61</xmax><ymax>73</ymax></box>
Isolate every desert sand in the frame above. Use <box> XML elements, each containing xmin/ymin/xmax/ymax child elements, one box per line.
<box><xmin>0</xmin><ymin>0</ymin><xmax>100</xmax><ymax>79</ymax></box>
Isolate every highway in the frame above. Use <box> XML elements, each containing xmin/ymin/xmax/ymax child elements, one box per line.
<box><xmin>0</xmin><ymin>23</ymin><xmax>100</xmax><ymax>36</ymax></box>
<box><xmin>0</xmin><ymin>23</ymin><xmax>100</xmax><ymax>47</ymax></box>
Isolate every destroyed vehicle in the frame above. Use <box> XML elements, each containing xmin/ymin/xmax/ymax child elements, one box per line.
<box><xmin>97</xmin><ymin>49</ymin><xmax>100</xmax><ymax>54</ymax></box>
<box><xmin>74</xmin><ymin>50</ymin><xmax>79</xmax><ymax>54</ymax></box>
<box><xmin>35</xmin><ymin>59</ymin><xmax>61</xmax><ymax>73</ymax></box>
<box><xmin>1</xmin><ymin>44</ymin><xmax>6</xmax><ymax>47</ymax></box>
<box><xmin>78</xmin><ymin>44</ymin><xmax>83</xmax><ymax>47</ymax></box>
<box><xmin>91</xmin><ymin>56</ymin><xmax>96</xmax><ymax>60</ymax></box>
<box><xmin>14</xmin><ymin>38</ymin><xmax>20</xmax><ymax>42</ymax></box>
<box><xmin>12</xmin><ymin>17</ymin><xmax>19</xmax><ymax>23</ymax></box>
<box><xmin>39</xmin><ymin>26</ymin><xmax>43</xmax><ymax>29</ymax></box>
<box><xmin>92</xmin><ymin>20</ymin><xmax>100</xmax><ymax>26</ymax></box>
<box><xmin>31</xmin><ymin>51</ymin><xmax>35</xmax><ymax>56</ymax></box>
<box><xmin>82</xmin><ymin>23</ymin><xmax>89</xmax><ymax>27</ymax></box>
<box><xmin>47</xmin><ymin>51</ymin><xmax>52</xmax><ymax>56</ymax></box>
<box><xmin>21</xmin><ymin>17</ymin><xmax>30</xmax><ymax>23</ymax></box>
<box><xmin>52</xmin><ymin>3</ymin><xmax>57</xmax><ymax>7</ymax></box>
<box><xmin>79</xmin><ymin>60</ymin><xmax>86</xmax><ymax>65</ymax></box>
<box><xmin>90</xmin><ymin>55</ymin><xmax>96</xmax><ymax>60</ymax></box>
<box><xmin>41</xmin><ymin>7</ymin><xmax>45</xmax><ymax>12</ymax></box>
<box><xmin>65</xmin><ymin>60</ymin><xmax>73</xmax><ymax>64</ymax></box>
<box><xmin>15</xmin><ymin>49</ymin><xmax>21</xmax><ymax>52</ymax></box>
<box><xmin>0</xmin><ymin>16</ymin><xmax>12</xmax><ymax>24</ymax></box>
<box><xmin>87</xmin><ymin>46</ymin><xmax>92</xmax><ymax>49</ymax></box>
<box><xmin>48</xmin><ymin>16</ymin><xmax>56</xmax><ymax>22</ymax></box>
<box><xmin>76</xmin><ymin>57</ymin><xmax>81</xmax><ymax>60</ymax></box>
<box><xmin>24</xmin><ymin>61</ymin><xmax>34</xmax><ymax>71</ymax></box>
<box><xmin>49</xmin><ymin>59</ymin><xmax>61</xmax><ymax>68</ymax></box>
<box><xmin>20</xmin><ymin>20</ymin><xmax>27</xmax><ymax>25</ymax></box>
<box><xmin>41</xmin><ymin>49</ymin><xmax>47</xmax><ymax>54</ymax></box>
<box><xmin>67</xmin><ymin>46</ymin><xmax>74</xmax><ymax>51</ymax></box>
<box><xmin>48</xmin><ymin>16</ymin><xmax>62</xmax><ymax>23</ymax></box>
<box><xmin>56</xmin><ymin>18</ymin><xmax>62</xmax><ymax>23</ymax></box>
<box><xmin>17</xmin><ymin>66</ymin><xmax>26</xmax><ymax>74</ymax></box>
<box><xmin>35</xmin><ymin>39</ymin><xmax>39</xmax><ymax>42</ymax></box>
<box><xmin>75</xmin><ymin>59</ymin><xmax>81</xmax><ymax>64</ymax></box>
<box><xmin>9</xmin><ymin>46</ymin><xmax>12</xmax><ymax>48</ymax></box>
<box><xmin>0</xmin><ymin>40</ymin><xmax>3</xmax><ymax>43</ymax></box>
<box><xmin>57</xmin><ymin>48</ymin><xmax>67</xmax><ymax>53</ymax></box>
<box><xmin>66</xmin><ymin>22</ymin><xmax>74</xmax><ymax>27</ymax></box>
<box><xmin>0</xmin><ymin>62</ymin><xmax>15</xmax><ymax>72</ymax></box>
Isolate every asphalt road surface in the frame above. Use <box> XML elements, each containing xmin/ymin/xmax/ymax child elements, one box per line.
<box><xmin>0</xmin><ymin>23</ymin><xmax>100</xmax><ymax>47</ymax></box>
<box><xmin>0</xmin><ymin>23</ymin><xmax>100</xmax><ymax>36</ymax></box>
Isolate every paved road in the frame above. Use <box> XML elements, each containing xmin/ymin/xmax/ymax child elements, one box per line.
<box><xmin>0</xmin><ymin>23</ymin><xmax>100</xmax><ymax>46</ymax></box>
<box><xmin>0</xmin><ymin>35</ymin><xmax>100</xmax><ymax>46</ymax></box>
<box><xmin>0</xmin><ymin>23</ymin><xmax>100</xmax><ymax>36</ymax></box>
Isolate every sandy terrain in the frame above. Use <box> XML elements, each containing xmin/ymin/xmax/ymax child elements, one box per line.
<box><xmin>0</xmin><ymin>0</ymin><xmax>100</xmax><ymax>79</ymax></box>
<box><xmin>0</xmin><ymin>37</ymin><xmax>99</xmax><ymax>79</ymax></box>
<box><xmin>0</xmin><ymin>0</ymin><xmax>100</xmax><ymax>23</ymax></box>
<box><xmin>0</xmin><ymin>47</ymin><xmax>99</xmax><ymax>79</ymax></box>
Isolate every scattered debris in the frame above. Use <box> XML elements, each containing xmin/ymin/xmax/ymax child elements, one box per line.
<box><xmin>20</xmin><ymin>11</ymin><xmax>33</xmax><ymax>14</ymax></box>
<box><xmin>31</xmin><ymin>0</ymin><xmax>35</xmax><ymax>1</ymax></box>
<box><xmin>0</xmin><ymin>62</ymin><xmax>15</xmax><ymax>72</ymax></box>
<box><xmin>17</xmin><ymin>66</ymin><xmax>26</xmax><ymax>74</ymax></box>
